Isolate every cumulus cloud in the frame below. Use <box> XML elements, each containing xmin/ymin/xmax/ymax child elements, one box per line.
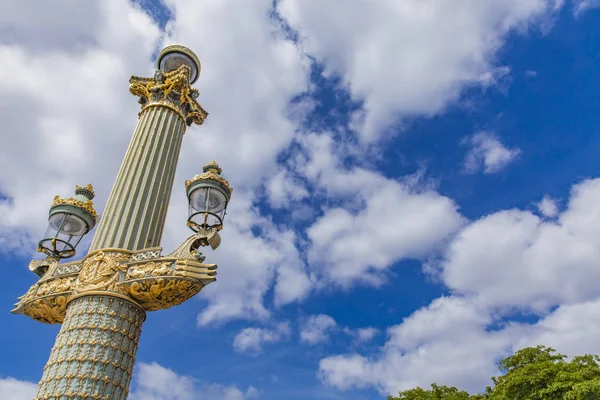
<box><xmin>300</xmin><ymin>314</ymin><xmax>337</xmax><ymax>345</ymax></box>
<box><xmin>319</xmin><ymin>296</ymin><xmax>503</xmax><ymax>394</ymax></box>
<box><xmin>441</xmin><ymin>178</ymin><xmax>600</xmax><ymax>312</ymax></box>
<box><xmin>297</xmin><ymin>133</ymin><xmax>465</xmax><ymax>286</ymax></box>
<box><xmin>0</xmin><ymin>0</ymin><xmax>162</xmax><ymax>254</ymax></box>
<box><xmin>266</xmin><ymin>169</ymin><xmax>309</xmax><ymax>208</ymax></box>
<box><xmin>0</xmin><ymin>377</ymin><xmax>37</xmax><ymax>400</ymax></box>
<box><xmin>319</xmin><ymin>295</ymin><xmax>600</xmax><ymax>395</ymax></box>
<box><xmin>279</xmin><ymin>0</ymin><xmax>560</xmax><ymax>141</ymax></box>
<box><xmin>233</xmin><ymin>322</ymin><xmax>291</xmax><ymax>354</ymax></box>
<box><xmin>320</xmin><ymin>177</ymin><xmax>600</xmax><ymax>395</ymax></box>
<box><xmin>129</xmin><ymin>362</ymin><xmax>258</xmax><ymax>400</ymax></box>
<box><xmin>537</xmin><ymin>195</ymin><xmax>559</xmax><ymax>217</ymax></box>
<box><xmin>463</xmin><ymin>132</ymin><xmax>521</xmax><ymax>174</ymax></box>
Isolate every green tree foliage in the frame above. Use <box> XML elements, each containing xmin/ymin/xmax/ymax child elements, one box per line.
<box><xmin>388</xmin><ymin>346</ymin><xmax>600</xmax><ymax>400</ymax></box>
<box><xmin>387</xmin><ymin>383</ymin><xmax>485</xmax><ymax>399</ymax></box>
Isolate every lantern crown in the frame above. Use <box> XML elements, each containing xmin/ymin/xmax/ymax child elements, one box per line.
<box><xmin>185</xmin><ymin>161</ymin><xmax>233</xmax><ymax>198</ymax></box>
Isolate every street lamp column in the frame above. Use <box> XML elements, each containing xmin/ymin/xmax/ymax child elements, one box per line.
<box><xmin>12</xmin><ymin>45</ymin><xmax>233</xmax><ymax>400</ymax></box>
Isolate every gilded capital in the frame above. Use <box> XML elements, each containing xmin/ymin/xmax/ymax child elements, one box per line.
<box><xmin>129</xmin><ymin>45</ymin><xmax>208</xmax><ymax>128</ymax></box>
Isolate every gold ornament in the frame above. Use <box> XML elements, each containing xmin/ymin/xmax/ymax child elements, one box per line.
<box><xmin>75</xmin><ymin>250</ymin><xmax>130</xmax><ymax>293</ymax></box>
<box><xmin>184</xmin><ymin>171</ymin><xmax>233</xmax><ymax>195</ymax></box>
<box><xmin>15</xmin><ymin>229</ymin><xmax>220</xmax><ymax>322</ymax></box>
<box><xmin>21</xmin><ymin>295</ymin><xmax>69</xmax><ymax>324</ymax></box>
<box><xmin>51</xmin><ymin>196</ymin><xmax>98</xmax><ymax>222</ymax></box>
<box><xmin>126</xmin><ymin>277</ymin><xmax>202</xmax><ymax>311</ymax></box>
<box><xmin>129</xmin><ymin>64</ymin><xmax>208</xmax><ymax>128</ymax></box>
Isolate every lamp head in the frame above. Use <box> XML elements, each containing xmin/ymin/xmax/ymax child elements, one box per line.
<box><xmin>156</xmin><ymin>45</ymin><xmax>201</xmax><ymax>84</ymax></box>
<box><xmin>185</xmin><ymin>161</ymin><xmax>233</xmax><ymax>236</ymax></box>
<box><xmin>38</xmin><ymin>184</ymin><xmax>97</xmax><ymax>259</ymax></box>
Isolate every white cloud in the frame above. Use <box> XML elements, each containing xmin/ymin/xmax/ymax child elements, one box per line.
<box><xmin>319</xmin><ymin>176</ymin><xmax>600</xmax><ymax>395</ymax></box>
<box><xmin>300</xmin><ymin>314</ymin><xmax>337</xmax><ymax>345</ymax></box>
<box><xmin>0</xmin><ymin>377</ymin><xmax>37</xmax><ymax>400</ymax></box>
<box><xmin>279</xmin><ymin>0</ymin><xmax>560</xmax><ymax>141</ymax></box>
<box><xmin>441</xmin><ymin>178</ymin><xmax>600</xmax><ymax>312</ymax></box>
<box><xmin>537</xmin><ymin>195</ymin><xmax>559</xmax><ymax>217</ymax></box>
<box><xmin>319</xmin><ymin>296</ymin><xmax>504</xmax><ymax>394</ymax></box>
<box><xmin>343</xmin><ymin>327</ymin><xmax>379</xmax><ymax>343</ymax></box>
<box><xmin>463</xmin><ymin>132</ymin><xmax>521</xmax><ymax>174</ymax></box>
<box><xmin>319</xmin><ymin>295</ymin><xmax>600</xmax><ymax>395</ymax></box>
<box><xmin>574</xmin><ymin>0</ymin><xmax>600</xmax><ymax>15</ymax></box>
<box><xmin>300</xmin><ymin>134</ymin><xmax>464</xmax><ymax>286</ymax></box>
<box><xmin>233</xmin><ymin>322</ymin><xmax>291</xmax><ymax>354</ymax></box>
<box><xmin>307</xmin><ymin>179</ymin><xmax>464</xmax><ymax>286</ymax></box>
<box><xmin>266</xmin><ymin>169</ymin><xmax>309</xmax><ymax>208</ymax></box>
<box><xmin>130</xmin><ymin>362</ymin><xmax>259</xmax><ymax>400</ymax></box>
<box><xmin>0</xmin><ymin>0</ymin><xmax>162</xmax><ymax>254</ymax></box>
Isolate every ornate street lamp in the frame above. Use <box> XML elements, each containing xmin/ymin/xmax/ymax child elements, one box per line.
<box><xmin>186</xmin><ymin>161</ymin><xmax>231</xmax><ymax>231</ymax></box>
<box><xmin>29</xmin><ymin>184</ymin><xmax>98</xmax><ymax>278</ymax></box>
<box><xmin>12</xmin><ymin>45</ymin><xmax>232</xmax><ymax>400</ymax></box>
<box><xmin>38</xmin><ymin>184</ymin><xmax>97</xmax><ymax>260</ymax></box>
<box><xmin>182</xmin><ymin>161</ymin><xmax>234</xmax><ymax>257</ymax></box>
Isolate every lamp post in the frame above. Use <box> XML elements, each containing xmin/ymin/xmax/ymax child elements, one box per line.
<box><xmin>12</xmin><ymin>45</ymin><xmax>232</xmax><ymax>400</ymax></box>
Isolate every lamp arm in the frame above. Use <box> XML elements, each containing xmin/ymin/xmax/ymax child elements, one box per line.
<box><xmin>12</xmin><ymin>232</ymin><xmax>218</xmax><ymax>322</ymax></box>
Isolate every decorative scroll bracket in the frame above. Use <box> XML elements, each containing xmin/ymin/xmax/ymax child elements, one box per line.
<box><xmin>12</xmin><ymin>231</ymin><xmax>218</xmax><ymax>324</ymax></box>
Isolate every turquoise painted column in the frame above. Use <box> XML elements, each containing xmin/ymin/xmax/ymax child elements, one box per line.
<box><xmin>34</xmin><ymin>295</ymin><xmax>145</xmax><ymax>400</ymax></box>
<box><xmin>89</xmin><ymin>105</ymin><xmax>186</xmax><ymax>251</ymax></box>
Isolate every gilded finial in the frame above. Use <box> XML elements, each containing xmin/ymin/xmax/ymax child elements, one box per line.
<box><xmin>203</xmin><ymin>160</ymin><xmax>222</xmax><ymax>175</ymax></box>
<box><xmin>75</xmin><ymin>184</ymin><xmax>95</xmax><ymax>199</ymax></box>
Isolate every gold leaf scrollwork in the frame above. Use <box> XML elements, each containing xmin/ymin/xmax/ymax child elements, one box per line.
<box><xmin>12</xmin><ymin>275</ymin><xmax>77</xmax><ymax>324</ymax></box>
<box><xmin>76</xmin><ymin>251</ymin><xmax>130</xmax><ymax>293</ymax></box>
<box><xmin>52</xmin><ymin>196</ymin><xmax>98</xmax><ymax>222</ymax></box>
<box><xmin>184</xmin><ymin>171</ymin><xmax>233</xmax><ymax>194</ymax></box>
<box><xmin>125</xmin><ymin>261</ymin><xmax>173</xmax><ymax>280</ymax></box>
<box><xmin>126</xmin><ymin>278</ymin><xmax>202</xmax><ymax>311</ymax></box>
<box><xmin>129</xmin><ymin>64</ymin><xmax>208</xmax><ymax>127</ymax></box>
<box><xmin>20</xmin><ymin>295</ymin><xmax>69</xmax><ymax>324</ymax></box>
<box><xmin>37</xmin><ymin>277</ymin><xmax>76</xmax><ymax>297</ymax></box>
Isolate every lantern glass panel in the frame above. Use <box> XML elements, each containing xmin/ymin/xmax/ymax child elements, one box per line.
<box><xmin>207</xmin><ymin>188</ymin><xmax>227</xmax><ymax>214</ymax></box>
<box><xmin>45</xmin><ymin>213</ymin><xmax>64</xmax><ymax>238</ymax></box>
<box><xmin>46</xmin><ymin>212</ymin><xmax>87</xmax><ymax>249</ymax></box>
<box><xmin>190</xmin><ymin>187</ymin><xmax>227</xmax><ymax>214</ymax></box>
<box><xmin>188</xmin><ymin>186</ymin><xmax>228</xmax><ymax>230</ymax></box>
<box><xmin>190</xmin><ymin>187</ymin><xmax>208</xmax><ymax>212</ymax></box>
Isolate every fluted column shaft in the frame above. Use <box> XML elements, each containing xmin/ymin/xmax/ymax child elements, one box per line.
<box><xmin>34</xmin><ymin>295</ymin><xmax>146</xmax><ymax>400</ymax></box>
<box><xmin>90</xmin><ymin>105</ymin><xmax>185</xmax><ymax>252</ymax></box>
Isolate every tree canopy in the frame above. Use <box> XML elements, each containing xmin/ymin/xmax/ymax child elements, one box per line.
<box><xmin>388</xmin><ymin>346</ymin><xmax>600</xmax><ymax>400</ymax></box>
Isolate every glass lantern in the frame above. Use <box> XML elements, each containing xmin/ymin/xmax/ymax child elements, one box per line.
<box><xmin>185</xmin><ymin>161</ymin><xmax>233</xmax><ymax>233</ymax></box>
<box><xmin>156</xmin><ymin>45</ymin><xmax>201</xmax><ymax>84</ymax></box>
<box><xmin>38</xmin><ymin>184</ymin><xmax>98</xmax><ymax>259</ymax></box>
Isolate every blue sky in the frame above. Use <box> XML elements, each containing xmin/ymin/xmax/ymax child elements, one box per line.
<box><xmin>1</xmin><ymin>1</ymin><xmax>600</xmax><ymax>399</ymax></box>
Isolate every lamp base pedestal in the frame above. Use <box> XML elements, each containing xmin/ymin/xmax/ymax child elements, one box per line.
<box><xmin>34</xmin><ymin>294</ymin><xmax>145</xmax><ymax>400</ymax></box>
